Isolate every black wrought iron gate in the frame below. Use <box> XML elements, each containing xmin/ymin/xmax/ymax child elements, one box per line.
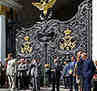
<box><xmin>16</xmin><ymin>0</ymin><xmax>92</xmax><ymax>63</ymax></box>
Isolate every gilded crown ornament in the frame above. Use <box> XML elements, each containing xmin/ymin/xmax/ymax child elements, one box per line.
<box><xmin>24</xmin><ymin>36</ymin><xmax>30</xmax><ymax>41</ymax></box>
<box><xmin>21</xmin><ymin>36</ymin><xmax>32</xmax><ymax>54</ymax></box>
<box><xmin>60</xmin><ymin>28</ymin><xmax>76</xmax><ymax>50</ymax></box>
<box><xmin>32</xmin><ymin>0</ymin><xmax>56</xmax><ymax>16</ymax></box>
<box><xmin>64</xmin><ymin>28</ymin><xmax>72</xmax><ymax>35</ymax></box>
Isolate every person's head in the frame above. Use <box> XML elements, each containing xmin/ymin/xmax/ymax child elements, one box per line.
<box><xmin>77</xmin><ymin>51</ymin><xmax>83</xmax><ymax>58</ymax></box>
<box><xmin>64</xmin><ymin>61</ymin><xmax>67</xmax><ymax>65</ymax></box>
<box><xmin>54</xmin><ymin>56</ymin><xmax>58</xmax><ymax>64</ymax></box>
<box><xmin>32</xmin><ymin>58</ymin><xmax>36</xmax><ymax>64</ymax></box>
<box><xmin>20</xmin><ymin>58</ymin><xmax>25</xmax><ymax>63</ymax></box>
<box><xmin>32</xmin><ymin>58</ymin><xmax>34</xmax><ymax>62</ymax></box>
<box><xmin>25</xmin><ymin>59</ymin><xmax>30</xmax><ymax>64</ymax></box>
<box><xmin>71</xmin><ymin>56</ymin><xmax>76</xmax><ymax>62</ymax></box>
<box><xmin>81</xmin><ymin>52</ymin><xmax>87</xmax><ymax>60</ymax></box>
<box><xmin>8</xmin><ymin>53</ymin><xmax>13</xmax><ymax>60</ymax></box>
<box><xmin>36</xmin><ymin>58</ymin><xmax>40</xmax><ymax>63</ymax></box>
<box><xmin>76</xmin><ymin>51</ymin><xmax>83</xmax><ymax>62</ymax></box>
<box><xmin>95</xmin><ymin>61</ymin><xmax>97</xmax><ymax>66</ymax></box>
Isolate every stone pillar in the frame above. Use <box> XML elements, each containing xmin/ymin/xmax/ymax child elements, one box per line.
<box><xmin>93</xmin><ymin>0</ymin><xmax>97</xmax><ymax>61</ymax></box>
<box><xmin>0</xmin><ymin>5</ymin><xmax>6</xmax><ymax>62</ymax></box>
<box><xmin>0</xmin><ymin>0</ymin><xmax>22</xmax><ymax>63</ymax></box>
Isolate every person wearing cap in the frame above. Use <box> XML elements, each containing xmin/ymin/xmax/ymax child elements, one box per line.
<box><xmin>77</xmin><ymin>52</ymin><xmax>96</xmax><ymax>91</ymax></box>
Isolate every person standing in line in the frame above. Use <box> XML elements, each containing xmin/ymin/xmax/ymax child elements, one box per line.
<box><xmin>25</xmin><ymin>59</ymin><xmax>31</xmax><ymax>89</ymax></box>
<box><xmin>70</xmin><ymin>56</ymin><xmax>78</xmax><ymax>91</ymax></box>
<box><xmin>30</xmin><ymin>59</ymin><xmax>36</xmax><ymax>90</ymax></box>
<box><xmin>51</xmin><ymin>56</ymin><xmax>62</xmax><ymax>91</ymax></box>
<box><xmin>93</xmin><ymin>60</ymin><xmax>97</xmax><ymax>91</ymax></box>
<box><xmin>17</xmin><ymin>58</ymin><xmax>28</xmax><ymax>90</ymax></box>
<box><xmin>16</xmin><ymin>59</ymin><xmax>21</xmax><ymax>89</ymax></box>
<box><xmin>76</xmin><ymin>51</ymin><xmax>83</xmax><ymax>91</ymax></box>
<box><xmin>6</xmin><ymin>53</ymin><xmax>17</xmax><ymax>91</ymax></box>
<box><xmin>77</xmin><ymin>52</ymin><xmax>96</xmax><ymax>91</ymax></box>
<box><xmin>1</xmin><ymin>64</ymin><xmax>7</xmax><ymax>88</ymax></box>
<box><xmin>22</xmin><ymin>59</ymin><xmax>30</xmax><ymax>89</ymax></box>
<box><xmin>4</xmin><ymin>58</ymin><xmax>9</xmax><ymax>88</ymax></box>
<box><xmin>63</xmin><ymin>61</ymin><xmax>69</xmax><ymax>89</ymax></box>
<box><xmin>35</xmin><ymin>58</ymin><xmax>42</xmax><ymax>91</ymax></box>
<box><xmin>30</xmin><ymin>58</ymin><xmax>42</xmax><ymax>91</ymax></box>
<box><xmin>63</xmin><ymin>56</ymin><xmax>76</xmax><ymax>91</ymax></box>
<box><xmin>44</xmin><ymin>63</ymin><xmax>51</xmax><ymax>87</ymax></box>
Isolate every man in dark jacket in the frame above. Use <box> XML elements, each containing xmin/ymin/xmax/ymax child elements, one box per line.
<box><xmin>77</xmin><ymin>52</ymin><xmax>96</xmax><ymax>91</ymax></box>
<box><xmin>17</xmin><ymin>58</ymin><xmax>28</xmax><ymax>89</ymax></box>
<box><xmin>51</xmin><ymin>56</ymin><xmax>62</xmax><ymax>91</ymax></box>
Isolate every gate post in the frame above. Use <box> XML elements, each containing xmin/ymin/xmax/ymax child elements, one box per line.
<box><xmin>0</xmin><ymin>5</ymin><xmax>6</xmax><ymax>63</ymax></box>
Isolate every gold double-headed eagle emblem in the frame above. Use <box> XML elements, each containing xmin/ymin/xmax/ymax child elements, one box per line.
<box><xmin>32</xmin><ymin>0</ymin><xmax>56</xmax><ymax>16</ymax></box>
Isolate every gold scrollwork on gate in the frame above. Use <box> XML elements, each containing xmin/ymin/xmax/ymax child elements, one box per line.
<box><xmin>60</xmin><ymin>29</ymin><xmax>76</xmax><ymax>50</ymax></box>
<box><xmin>32</xmin><ymin>0</ymin><xmax>56</xmax><ymax>16</ymax></box>
<box><xmin>21</xmin><ymin>36</ymin><xmax>32</xmax><ymax>54</ymax></box>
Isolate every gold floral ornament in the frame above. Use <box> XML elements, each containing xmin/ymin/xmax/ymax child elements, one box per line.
<box><xmin>60</xmin><ymin>28</ymin><xmax>76</xmax><ymax>50</ymax></box>
<box><xmin>21</xmin><ymin>36</ymin><xmax>32</xmax><ymax>54</ymax></box>
<box><xmin>32</xmin><ymin>0</ymin><xmax>56</xmax><ymax>16</ymax></box>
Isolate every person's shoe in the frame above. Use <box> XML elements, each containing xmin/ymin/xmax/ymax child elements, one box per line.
<box><xmin>10</xmin><ymin>88</ymin><xmax>14</xmax><ymax>91</ymax></box>
<box><xmin>51</xmin><ymin>90</ymin><xmax>55</xmax><ymax>91</ymax></box>
<box><xmin>33</xmin><ymin>89</ymin><xmax>36</xmax><ymax>91</ymax></box>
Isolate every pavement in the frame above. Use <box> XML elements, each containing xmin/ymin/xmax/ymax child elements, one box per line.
<box><xmin>0</xmin><ymin>86</ymin><xmax>94</xmax><ymax>91</ymax></box>
<box><xmin>0</xmin><ymin>87</ymin><xmax>72</xmax><ymax>91</ymax></box>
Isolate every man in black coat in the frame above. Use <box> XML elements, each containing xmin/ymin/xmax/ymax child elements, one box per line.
<box><xmin>51</xmin><ymin>56</ymin><xmax>62</xmax><ymax>91</ymax></box>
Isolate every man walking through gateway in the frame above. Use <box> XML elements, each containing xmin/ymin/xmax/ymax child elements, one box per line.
<box><xmin>77</xmin><ymin>52</ymin><xmax>96</xmax><ymax>91</ymax></box>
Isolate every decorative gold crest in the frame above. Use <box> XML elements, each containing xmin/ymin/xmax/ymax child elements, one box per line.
<box><xmin>32</xmin><ymin>0</ymin><xmax>56</xmax><ymax>16</ymax></box>
<box><xmin>60</xmin><ymin>29</ymin><xmax>76</xmax><ymax>50</ymax></box>
<box><xmin>21</xmin><ymin>36</ymin><xmax>32</xmax><ymax>54</ymax></box>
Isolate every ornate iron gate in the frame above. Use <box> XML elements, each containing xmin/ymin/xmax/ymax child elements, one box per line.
<box><xmin>16</xmin><ymin>0</ymin><xmax>92</xmax><ymax>63</ymax></box>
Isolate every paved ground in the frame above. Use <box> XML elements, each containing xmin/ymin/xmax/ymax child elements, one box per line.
<box><xmin>0</xmin><ymin>88</ymin><xmax>71</xmax><ymax>91</ymax></box>
<box><xmin>0</xmin><ymin>87</ymin><xmax>94</xmax><ymax>91</ymax></box>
